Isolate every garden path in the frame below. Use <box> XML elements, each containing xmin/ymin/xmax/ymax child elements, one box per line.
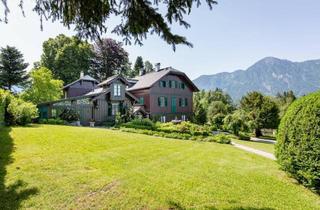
<box><xmin>231</xmin><ymin>142</ymin><xmax>276</xmax><ymax>160</ymax></box>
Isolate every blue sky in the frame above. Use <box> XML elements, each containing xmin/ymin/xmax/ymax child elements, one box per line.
<box><xmin>1</xmin><ymin>0</ymin><xmax>320</xmax><ymax>79</ymax></box>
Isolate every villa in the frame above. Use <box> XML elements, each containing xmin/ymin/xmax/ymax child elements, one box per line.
<box><xmin>38</xmin><ymin>65</ymin><xmax>199</xmax><ymax>125</ymax></box>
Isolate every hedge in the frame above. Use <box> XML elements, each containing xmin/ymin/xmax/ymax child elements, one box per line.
<box><xmin>275</xmin><ymin>91</ymin><xmax>320</xmax><ymax>193</ymax></box>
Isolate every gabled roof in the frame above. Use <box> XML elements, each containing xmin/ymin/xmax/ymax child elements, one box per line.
<box><xmin>63</xmin><ymin>75</ymin><xmax>99</xmax><ymax>89</ymax></box>
<box><xmin>127</xmin><ymin>67</ymin><xmax>199</xmax><ymax>92</ymax></box>
<box><xmin>97</xmin><ymin>74</ymin><xmax>130</xmax><ymax>87</ymax></box>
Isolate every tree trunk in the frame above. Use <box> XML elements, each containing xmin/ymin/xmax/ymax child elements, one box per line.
<box><xmin>255</xmin><ymin>128</ymin><xmax>262</xmax><ymax>137</ymax></box>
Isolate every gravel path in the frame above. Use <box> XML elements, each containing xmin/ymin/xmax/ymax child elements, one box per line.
<box><xmin>250</xmin><ymin>137</ymin><xmax>276</xmax><ymax>144</ymax></box>
<box><xmin>231</xmin><ymin>142</ymin><xmax>276</xmax><ymax>160</ymax></box>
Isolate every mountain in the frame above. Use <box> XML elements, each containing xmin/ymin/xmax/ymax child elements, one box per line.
<box><xmin>193</xmin><ymin>57</ymin><xmax>320</xmax><ymax>100</ymax></box>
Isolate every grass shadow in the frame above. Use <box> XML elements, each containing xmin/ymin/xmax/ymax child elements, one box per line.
<box><xmin>0</xmin><ymin>127</ymin><xmax>38</xmax><ymax>210</ymax></box>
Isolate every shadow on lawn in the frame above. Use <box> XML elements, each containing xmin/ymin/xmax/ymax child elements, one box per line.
<box><xmin>168</xmin><ymin>200</ymin><xmax>275</xmax><ymax>210</ymax></box>
<box><xmin>0</xmin><ymin>127</ymin><xmax>38</xmax><ymax>210</ymax></box>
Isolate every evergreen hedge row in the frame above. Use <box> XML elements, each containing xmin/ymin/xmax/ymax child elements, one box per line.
<box><xmin>275</xmin><ymin>91</ymin><xmax>320</xmax><ymax>193</ymax></box>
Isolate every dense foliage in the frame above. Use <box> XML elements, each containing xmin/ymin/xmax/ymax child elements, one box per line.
<box><xmin>204</xmin><ymin>134</ymin><xmax>231</xmax><ymax>144</ymax></box>
<box><xmin>193</xmin><ymin>89</ymin><xmax>234</xmax><ymax>125</ymax></box>
<box><xmin>223</xmin><ymin>110</ymin><xmax>250</xmax><ymax>136</ymax></box>
<box><xmin>120</xmin><ymin>120</ymin><xmax>228</xmax><ymax>143</ymax></box>
<box><xmin>7</xmin><ymin>97</ymin><xmax>38</xmax><ymax>125</ymax></box>
<box><xmin>59</xmin><ymin>108</ymin><xmax>80</xmax><ymax>122</ymax></box>
<box><xmin>0</xmin><ymin>46</ymin><xmax>29</xmax><ymax>91</ymax></box>
<box><xmin>144</xmin><ymin>61</ymin><xmax>154</xmax><ymax>73</ymax></box>
<box><xmin>274</xmin><ymin>90</ymin><xmax>296</xmax><ymax>118</ymax></box>
<box><xmin>39</xmin><ymin>118</ymin><xmax>67</xmax><ymax>125</ymax></box>
<box><xmin>1</xmin><ymin>0</ymin><xmax>217</xmax><ymax>49</ymax></box>
<box><xmin>40</xmin><ymin>34</ymin><xmax>93</xmax><ymax>84</ymax></box>
<box><xmin>21</xmin><ymin>67</ymin><xmax>63</xmax><ymax>104</ymax></box>
<box><xmin>132</xmin><ymin>56</ymin><xmax>144</xmax><ymax>77</ymax></box>
<box><xmin>275</xmin><ymin>91</ymin><xmax>320</xmax><ymax>193</ymax></box>
<box><xmin>240</xmin><ymin>91</ymin><xmax>279</xmax><ymax>137</ymax></box>
<box><xmin>0</xmin><ymin>90</ymin><xmax>7</xmax><ymax>126</ymax></box>
<box><xmin>90</xmin><ymin>38</ymin><xmax>130</xmax><ymax>80</ymax></box>
<box><xmin>121</xmin><ymin>118</ymin><xmax>156</xmax><ymax>130</ymax></box>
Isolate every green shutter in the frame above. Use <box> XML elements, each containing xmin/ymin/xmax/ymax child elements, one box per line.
<box><xmin>165</xmin><ymin>97</ymin><xmax>168</xmax><ymax>107</ymax></box>
<box><xmin>185</xmin><ymin>98</ymin><xmax>188</xmax><ymax>106</ymax></box>
<box><xmin>158</xmin><ymin>97</ymin><xmax>161</xmax><ymax>106</ymax></box>
<box><xmin>179</xmin><ymin>98</ymin><xmax>182</xmax><ymax>107</ymax></box>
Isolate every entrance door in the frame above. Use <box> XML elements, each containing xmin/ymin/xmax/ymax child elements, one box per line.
<box><xmin>171</xmin><ymin>97</ymin><xmax>177</xmax><ymax>113</ymax></box>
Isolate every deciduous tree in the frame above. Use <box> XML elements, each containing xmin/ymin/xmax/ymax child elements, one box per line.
<box><xmin>40</xmin><ymin>34</ymin><xmax>93</xmax><ymax>84</ymax></box>
<box><xmin>240</xmin><ymin>91</ymin><xmax>279</xmax><ymax>137</ymax></box>
<box><xmin>90</xmin><ymin>38</ymin><xmax>129</xmax><ymax>80</ymax></box>
<box><xmin>21</xmin><ymin>67</ymin><xmax>63</xmax><ymax>104</ymax></box>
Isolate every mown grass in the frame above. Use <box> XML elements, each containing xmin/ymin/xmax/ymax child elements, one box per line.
<box><xmin>232</xmin><ymin>139</ymin><xmax>275</xmax><ymax>154</ymax></box>
<box><xmin>0</xmin><ymin>125</ymin><xmax>319</xmax><ymax>209</ymax></box>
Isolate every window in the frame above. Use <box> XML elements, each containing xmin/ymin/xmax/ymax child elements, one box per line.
<box><xmin>159</xmin><ymin>80</ymin><xmax>166</xmax><ymax>88</ymax></box>
<box><xmin>179</xmin><ymin>98</ymin><xmax>188</xmax><ymax>107</ymax></box>
<box><xmin>112</xmin><ymin>103</ymin><xmax>119</xmax><ymax>115</ymax></box>
<box><xmin>176</xmin><ymin>81</ymin><xmax>179</xmax><ymax>88</ymax></box>
<box><xmin>114</xmin><ymin>84</ymin><xmax>121</xmax><ymax>96</ymax></box>
<box><xmin>158</xmin><ymin>96</ymin><xmax>167</xmax><ymax>107</ymax></box>
<box><xmin>168</xmin><ymin>80</ymin><xmax>172</xmax><ymax>88</ymax></box>
<box><xmin>181</xmin><ymin>83</ymin><xmax>185</xmax><ymax>89</ymax></box>
<box><xmin>139</xmin><ymin>97</ymin><xmax>144</xmax><ymax>105</ymax></box>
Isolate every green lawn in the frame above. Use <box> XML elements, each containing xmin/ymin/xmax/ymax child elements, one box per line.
<box><xmin>0</xmin><ymin>125</ymin><xmax>319</xmax><ymax>209</ymax></box>
<box><xmin>232</xmin><ymin>139</ymin><xmax>275</xmax><ymax>154</ymax></box>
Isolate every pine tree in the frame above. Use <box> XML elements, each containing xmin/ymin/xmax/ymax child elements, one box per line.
<box><xmin>133</xmin><ymin>56</ymin><xmax>144</xmax><ymax>77</ymax></box>
<box><xmin>1</xmin><ymin>0</ymin><xmax>217</xmax><ymax>49</ymax></box>
<box><xmin>0</xmin><ymin>46</ymin><xmax>29</xmax><ymax>91</ymax></box>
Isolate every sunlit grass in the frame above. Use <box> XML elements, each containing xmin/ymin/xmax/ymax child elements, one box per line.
<box><xmin>0</xmin><ymin>125</ymin><xmax>319</xmax><ymax>209</ymax></box>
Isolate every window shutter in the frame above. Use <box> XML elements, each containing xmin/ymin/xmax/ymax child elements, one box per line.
<box><xmin>185</xmin><ymin>98</ymin><xmax>188</xmax><ymax>106</ymax></box>
<box><xmin>165</xmin><ymin>97</ymin><xmax>168</xmax><ymax>107</ymax></box>
<box><xmin>158</xmin><ymin>97</ymin><xmax>161</xmax><ymax>106</ymax></box>
<box><xmin>179</xmin><ymin>98</ymin><xmax>182</xmax><ymax>107</ymax></box>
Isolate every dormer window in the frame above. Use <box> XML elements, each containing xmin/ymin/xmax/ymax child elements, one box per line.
<box><xmin>114</xmin><ymin>84</ymin><xmax>121</xmax><ymax>96</ymax></box>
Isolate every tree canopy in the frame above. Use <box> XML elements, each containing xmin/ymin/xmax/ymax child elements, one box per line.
<box><xmin>90</xmin><ymin>38</ymin><xmax>130</xmax><ymax>81</ymax></box>
<box><xmin>40</xmin><ymin>34</ymin><xmax>93</xmax><ymax>84</ymax></box>
<box><xmin>0</xmin><ymin>46</ymin><xmax>29</xmax><ymax>91</ymax></box>
<box><xmin>1</xmin><ymin>0</ymin><xmax>217</xmax><ymax>50</ymax></box>
<box><xmin>21</xmin><ymin>67</ymin><xmax>63</xmax><ymax>104</ymax></box>
<box><xmin>133</xmin><ymin>56</ymin><xmax>144</xmax><ymax>77</ymax></box>
<box><xmin>240</xmin><ymin>91</ymin><xmax>279</xmax><ymax>137</ymax></box>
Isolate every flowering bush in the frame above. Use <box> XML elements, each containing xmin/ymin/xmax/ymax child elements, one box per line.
<box><xmin>7</xmin><ymin>97</ymin><xmax>38</xmax><ymax>125</ymax></box>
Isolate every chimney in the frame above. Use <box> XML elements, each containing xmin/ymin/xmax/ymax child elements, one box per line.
<box><xmin>139</xmin><ymin>68</ymin><xmax>146</xmax><ymax>76</ymax></box>
<box><xmin>80</xmin><ymin>71</ymin><xmax>84</xmax><ymax>78</ymax></box>
<box><xmin>155</xmin><ymin>63</ymin><xmax>161</xmax><ymax>71</ymax></box>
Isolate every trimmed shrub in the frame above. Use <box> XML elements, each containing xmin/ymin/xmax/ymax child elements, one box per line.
<box><xmin>205</xmin><ymin>134</ymin><xmax>231</xmax><ymax>144</ymax></box>
<box><xmin>7</xmin><ymin>97</ymin><xmax>38</xmax><ymax>125</ymax></box>
<box><xmin>156</xmin><ymin>121</ymin><xmax>211</xmax><ymax>136</ymax></box>
<box><xmin>238</xmin><ymin>132</ymin><xmax>251</xmax><ymax>141</ymax></box>
<box><xmin>275</xmin><ymin>91</ymin><xmax>320</xmax><ymax>193</ymax></box>
<box><xmin>39</xmin><ymin>118</ymin><xmax>67</xmax><ymax>125</ymax></box>
<box><xmin>121</xmin><ymin>118</ymin><xmax>155</xmax><ymax>130</ymax></box>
